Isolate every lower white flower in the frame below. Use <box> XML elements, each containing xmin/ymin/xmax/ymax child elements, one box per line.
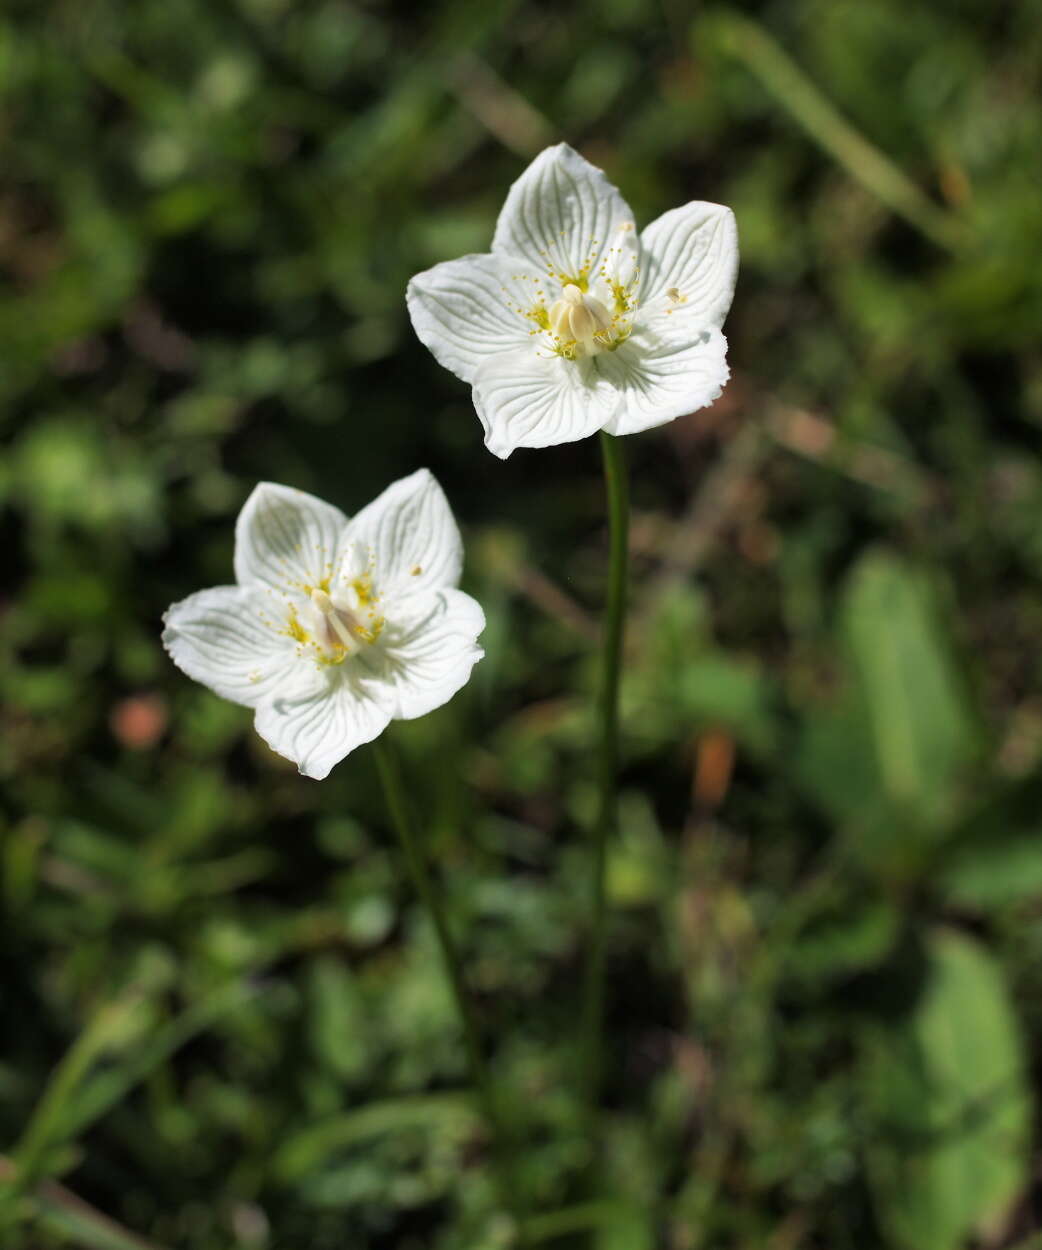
<box><xmin>407</xmin><ymin>142</ymin><xmax>738</xmax><ymax>459</ymax></box>
<box><xmin>163</xmin><ymin>470</ymin><xmax>485</xmax><ymax>780</ymax></box>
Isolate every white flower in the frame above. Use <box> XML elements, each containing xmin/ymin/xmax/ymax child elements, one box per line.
<box><xmin>407</xmin><ymin>143</ymin><xmax>738</xmax><ymax>459</ymax></box>
<box><xmin>162</xmin><ymin>470</ymin><xmax>485</xmax><ymax>780</ymax></box>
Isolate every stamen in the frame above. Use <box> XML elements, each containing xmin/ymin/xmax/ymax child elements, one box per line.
<box><xmin>297</xmin><ymin>583</ymin><xmax>383</xmax><ymax>661</ymax></box>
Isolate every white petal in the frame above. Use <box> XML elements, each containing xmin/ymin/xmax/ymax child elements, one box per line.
<box><xmin>377</xmin><ymin>588</ymin><xmax>485</xmax><ymax>721</ymax></box>
<box><xmin>253</xmin><ymin>669</ymin><xmax>393</xmax><ymax>780</ymax></box>
<box><xmin>162</xmin><ymin>585</ymin><xmax>306</xmax><ymax>708</ymax></box>
<box><xmin>234</xmin><ymin>482</ymin><xmax>349</xmax><ymax>595</ymax></box>
<box><xmin>639</xmin><ymin>203</ymin><xmax>738</xmax><ymax>330</ymax></box>
<box><xmin>597</xmin><ymin>327</ymin><xmax>730</xmax><ymax>437</ymax></box>
<box><xmin>406</xmin><ymin>253</ymin><xmax>538</xmax><ymax>385</ymax></box>
<box><xmin>492</xmin><ymin>144</ymin><xmax>640</xmax><ymax>288</ymax></box>
<box><xmin>472</xmin><ymin>347</ymin><xmax>618</xmax><ymax>458</ymax></box>
<box><xmin>345</xmin><ymin>468</ymin><xmax>463</xmax><ymax>600</ymax></box>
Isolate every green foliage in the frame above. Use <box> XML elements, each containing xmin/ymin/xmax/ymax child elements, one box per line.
<box><xmin>863</xmin><ymin>929</ymin><xmax>1032</xmax><ymax>1250</ymax></box>
<box><xmin>842</xmin><ymin>551</ymin><xmax>975</xmax><ymax>834</ymax></box>
<box><xmin>2</xmin><ymin>0</ymin><xmax>1042</xmax><ymax>1246</ymax></box>
<box><xmin>796</xmin><ymin>549</ymin><xmax>978</xmax><ymax>878</ymax></box>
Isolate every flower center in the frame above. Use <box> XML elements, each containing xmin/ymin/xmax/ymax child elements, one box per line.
<box><xmin>548</xmin><ymin>284</ymin><xmax>615</xmax><ymax>356</ymax></box>
<box><xmin>290</xmin><ymin>580</ymin><xmax>383</xmax><ymax>663</ymax></box>
<box><xmin>508</xmin><ymin>242</ymin><xmax>638</xmax><ymax>361</ymax></box>
<box><xmin>311</xmin><ymin>587</ymin><xmax>364</xmax><ymax>652</ymax></box>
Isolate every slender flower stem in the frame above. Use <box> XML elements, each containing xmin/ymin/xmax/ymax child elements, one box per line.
<box><xmin>580</xmin><ymin>431</ymin><xmax>630</xmax><ymax>1119</ymax></box>
<box><xmin>372</xmin><ymin>734</ymin><xmax>523</xmax><ymax>1235</ymax></box>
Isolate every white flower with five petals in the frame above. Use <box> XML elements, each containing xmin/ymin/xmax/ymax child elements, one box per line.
<box><xmin>162</xmin><ymin>470</ymin><xmax>484</xmax><ymax>780</ymax></box>
<box><xmin>407</xmin><ymin>143</ymin><xmax>738</xmax><ymax>459</ymax></box>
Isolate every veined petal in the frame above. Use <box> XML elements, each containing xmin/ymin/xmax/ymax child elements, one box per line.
<box><xmin>639</xmin><ymin>203</ymin><xmax>738</xmax><ymax>330</ymax></box>
<box><xmin>406</xmin><ymin>253</ymin><xmax>537</xmax><ymax>385</ymax></box>
<box><xmin>162</xmin><ymin>585</ymin><xmax>306</xmax><ymax>709</ymax></box>
<box><xmin>346</xmin><ymin>468</ymin><xmax>463</xmax><ymax>600</ymax></box>
<box><xmin>492</xmin><ymin>143</ymin><xmax>639</xmax><ymax>288</ymax></box>
<box><xmin>597</xmin><ymin>327</ymin><xmax>729</xmax><ymax>437</ymax></box>
<box><xmin>376</xmin><ymin>588</ymin><xmax>485</xmax><ymax>721</ymax></box>
<box><xmin>254</xmin><ymin>669</ymin><xmax>393</xmax><ymax>780</ymax></box>
<box><xmin>472</xmin><ymin>347</ymin><xmax>618</xmax><ymax>459</ymax></box>
<box><xmin>234</xmin><ymin>482</ymin><xmax>349</xmax><ymax>596</ymax></box>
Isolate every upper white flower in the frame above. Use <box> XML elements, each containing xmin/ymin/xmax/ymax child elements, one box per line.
<box><xmin>407</xmin><ymin>143</ymin><xmax>738</xmax><ymax>459</ymax></box>
<box><xmin>162</xmin><ymin>470</ymin><xmax>485</xmax><ymax>780</ymax></box>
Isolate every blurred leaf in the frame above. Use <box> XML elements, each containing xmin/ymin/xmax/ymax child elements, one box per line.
<box><xmin>63</xmin><ymin>981</ymin><xmax>259</xmax><ymax>1140</ymax></box>
<box><xmin>796</xmin><ymin>691</ymin><xmax>890</xmax><ymax>835</ymax></box>
<box><xmin>9</xmin><ymin>998</ymin><xmax>152</xmax><ymax>1190</ymax></box>
<box><xmin>940</xmin><ymin>833</ymin><xmax>1042</xmax><ymax>911</ymax></box>
<box><xmin>20</xmin><ymin>1177</ymin><xmax>168</xmax><ymax>1250</ymax></box>
<box><xmin>863</xmin><ymin>928</ymin><xmax>1031</xmax><ymax>1250</ymax></box>
<box><xmin>786</xmin><ymin>893</ymin><xmax>900</xmax><ymax>988</ymax></box>
<box><xmin>841</xmin><ymin>550</ymin><xmax>975</xmax><ymax>838</ymax></box>
<box><xmin>522</xmin><ymin>1200</ymin><xmax>652</xmax><ymax>1247</ymax></box>
<box><xmin>307</xmin><ymin>956</ymin><xmax>370</xmax><ymax>1082</ymax></box>
<box><xmin>596</xmin><ymin>1207</ymin><xmax>655</xmax><ymax>1250</ymax></box>
<box><xmin>630</xmin><ymin>583</ymin><xmax>776</xmax><ymax>754</ymax></box>
<box><xmin>274</xmin><ymin>1093</ymin><xmax>476</xmax><ymax>1184</ymax></box>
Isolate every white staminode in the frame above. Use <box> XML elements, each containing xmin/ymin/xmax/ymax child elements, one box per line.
<box><xmin>162</xmin><ymin>471</ymin><xmax>485</xmax><ymax>780</ymax></box>
<box><xmin>547</xmin><ymin>284</ymin><xmax>614</xmax><ymax>355</ymax></box>
<box><xmin>406</xmin><ymin>142</ymin><xmax>739</xmax><ymax>458</ymax></box>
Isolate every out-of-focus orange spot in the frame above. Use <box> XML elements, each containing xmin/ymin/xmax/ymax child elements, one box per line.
<box><xmin>774</xmin><ymin>407</ymin><xmax>835</xmax><ymax>457</ymax></box>
<box><xmin>939</xmin><ymin>161</ymin><xmax>972</xmax><ymax>209</ymax></box>
<box><xmin>694</xmin><ymin>728</ymin><xmax>735</xmax><ymax>810</ymax></box>
<box><xmin>739</xmin><ymin>521</ymin><xmax>781</xmax><ymax>565</ymax></box>
<box><xmin>110</xmin><ymin>693</ymin><xmax>168</xmax><ymax>750</ymax></box>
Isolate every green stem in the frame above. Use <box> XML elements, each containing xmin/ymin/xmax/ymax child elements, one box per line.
<box><xmin>580</xmin><ymin>431</ymin><xmax>630</xmax><ymax>1119</ymax></box>
<box><xmin>372</xmin><ymin>734</ymin><xmax>523</xmax><ymax>1235</ymax></box>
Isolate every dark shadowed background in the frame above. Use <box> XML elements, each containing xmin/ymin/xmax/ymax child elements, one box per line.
<box><xmin>2</xmin><ymin>1</ymin><xmax>1042</xmax><ymax>1247</ymax></box>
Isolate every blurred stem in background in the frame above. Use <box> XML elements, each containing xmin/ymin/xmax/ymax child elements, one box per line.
<box><xmin>372</xmin><ymin>735</ymin><xmax>526</xmax><ymax>1238</ymax></box>
<box><xmin>710</xmin><ymin>10</ymin><xmax>968</xmax><ymax>253</ymax></box>
<box><xmin>580</xmin><ymin>433</ymin><xmax>630</xmax><ymax>1138</ymax></box>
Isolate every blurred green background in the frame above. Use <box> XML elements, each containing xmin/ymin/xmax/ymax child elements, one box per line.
<box><xmin>3</xmin><ymin>0</ymin><xmax>1042</xmax><ymax>1246</ymax></box>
